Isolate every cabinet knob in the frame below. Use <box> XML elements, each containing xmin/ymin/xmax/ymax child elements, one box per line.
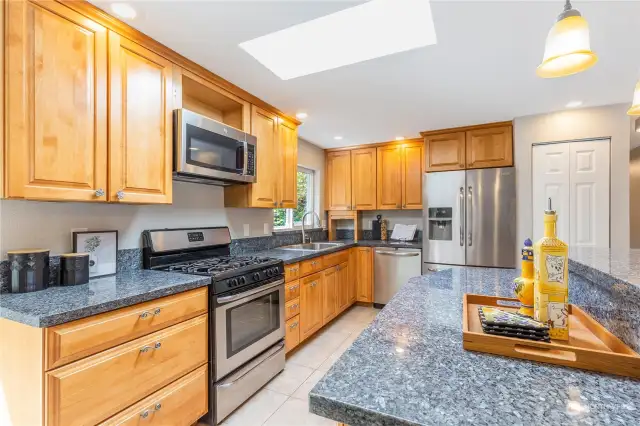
<box><xmin>116</xmin><ymin>190</ymin><xmax>125</xmax><ymax>200</ymax></box>
<box><xmin>403</xmin><ymin>204</ymin><xmax>406</xmax><ymax>208</ymax></box>
<box><xmin>140</xmin><ymin>410</ymin><xmax>149</xmax><ymax>419</ymax></box>
<box><xmin>459</xmin><ymin>164</ymin><xmax>465</xmax><ymax>168</ymax></box>
<box><xmin>153</xmin><ymin>308</ymin><xmax>161</xmax><ymax>315</ymax></box>
<box><xmin>95</xmin><ymin>188</ymin><xmax>105</xmax><ymax>197</ymax></box>
<box><xmin>273</xmin><ymin>202</ymin><xmax>278</xmax><ymax>207</ymax></box>
<box><xmin>153</xmin><ymin>403</ymin><xmax>162</xmax><ymax>412</ymax></box>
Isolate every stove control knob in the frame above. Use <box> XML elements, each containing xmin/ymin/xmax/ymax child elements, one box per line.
<box><xmin>266</xmin><ymin>269</ymin><xmax>273</xmax><ymax>277</ymax></box>
<box><xmin>230</xmin><ymin>278</ymin><xmax>238</xmax><ymax>287</ymax></box>
<box><xmin>239</xmin><ymin>276</ymin><xmax>246</xmax><ymax>285</ymax></box>
<box><xmin>272</xmin><ymin>267</ymin><xmax>279</xmax><ymax>275</ymax></box>
<box><xmin>253</xmin><ymin>272</ymin><xmax>260</xmax><ymax>281</ymax></box>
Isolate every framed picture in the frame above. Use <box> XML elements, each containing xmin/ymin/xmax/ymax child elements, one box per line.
<box><xmin>72</xmin><ymin>231</ymin><xmax>118</xmax><ymax>278</ymax></box>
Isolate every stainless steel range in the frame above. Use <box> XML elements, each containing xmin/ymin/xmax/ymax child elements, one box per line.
<box><xmin>142</xmin><ymin>227</ymin><xmax>285</xmax><ymax>425</ymax></box>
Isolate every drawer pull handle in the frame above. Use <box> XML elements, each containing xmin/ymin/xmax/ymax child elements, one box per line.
<box><xmin>289</xmin><ymin>322</ymin><xmax>299</xmax><ymax>329</ymax></box>
<box><xmin>154</xmin><ymin>342</ymin><xmax>162</xmax><ymax>350</ymax></box>
<box><xmin>289</xmin><ymin>285</ymin><xmax>299</xmax><ymax>290</ymax></box>
<box><xmin>140</xmin><ymin>342</ymin><xmax>162</xmax><ymax>353</ymax></box>
<box><xmin>153</xmin><ymin>308</ymin><xmax>162</xmax><ymax>315</ymax></box>
<box><xmin>153</xmin><ymin>403</ymin><xmax>162</xmax><ymax>412</ymax></box>
<box><xmin>140</xmin><ymin>410</ymin><xmax>149</xmax><ymax>419</ymax></box>
<box><xmin>139</xmin><ymin>311</ymin><xmax>151</xmax><ymax>319</ymax></box>
<box><xmin>311</xmin><ymin>281</ymin><xmax>317</xmax><ymax>287</ymax></box>
<box><xmin>290</xmin><ymin>304</ymin><xmax>299</xmax><ymax>309</ymax></box>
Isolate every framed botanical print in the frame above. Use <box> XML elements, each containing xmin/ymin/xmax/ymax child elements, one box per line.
<box><xmin>72</xmin><ymin>230</ymin><xmax>118</xmax><ymax>278</ymax></box>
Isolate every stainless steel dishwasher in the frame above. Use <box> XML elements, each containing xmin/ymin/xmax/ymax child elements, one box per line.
<box><xmin>374</xmin><ymin>247</ymin><xmax>422</xmax><ymax>308</ymax></box>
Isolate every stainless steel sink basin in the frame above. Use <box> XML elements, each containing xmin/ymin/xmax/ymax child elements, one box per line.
<box><xmin>280</xmin><ymin>242</ymin><xmax>345</xmax><ymax>251</ymax></box>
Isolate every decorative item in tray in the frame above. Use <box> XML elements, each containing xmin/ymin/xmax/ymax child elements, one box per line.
<box><xmin>478</xmin><ymin>306</ymin><xmax>551</xmax><ymax>342</ymax></box>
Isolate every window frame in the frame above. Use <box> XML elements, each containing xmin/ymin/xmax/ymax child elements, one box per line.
<box><xmin>273</xmin><ymin>166</ymin><xmax>316</xmax><ymax>231</ymax></box>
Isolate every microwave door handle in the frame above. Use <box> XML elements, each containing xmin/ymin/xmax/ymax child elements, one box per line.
<box><xmin>242</xmin><ymin>141</ymin><xmax>249</xmax><ymax>175</ymax></box>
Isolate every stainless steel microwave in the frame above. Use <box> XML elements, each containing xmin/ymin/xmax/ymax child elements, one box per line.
<box><xmin>173</xmin><ymin>108</ymin><xmax>257</xmax><ymax>186</ymax></box>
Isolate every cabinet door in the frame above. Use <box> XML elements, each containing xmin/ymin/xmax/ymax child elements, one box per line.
<box><xmin>376</xmin><ymin>146</ymin><xmax>402</xmax><ymax>209</ymax></box>
<box><xmin>402</xmin><ymin>142</ymin><xmax>424</xmax><ymax>209</ymax></box>
<box><xmin>109</xmin><ymin>32</ymin><xmax>173</xmax><ymax>204</ymax></box>
<box><xmin>278</xmin><ymin>118</ymin><xmax>298</xmax><ymax>208</ymax></box>
<box><xmin>356</xmin><ymin>247</ymin><xmax>373</xmax><ymax>302</ymax></box>
<box><xmin>300</xmin><ymin>272</ymin><xmax>323</xmax><ymax>340</ymax></box>
<box><xmin>250</xmin><ymin>106</ymin><xmax>279</xmax><ymax>207</ymax></box>
<box><xmin>322</xmin><ymin>266</ymin><xmax>338</xmax><ymax>324</ymax></box>
<box><xmin>326</xmin><ymin>151</ymin><xmax>352</xmax><ymax>210</ymax></box>
<box><xmin>348</xmin><ymin>248</ymin><xmax>357</xmax><ymax>304</ymax></box>
<box><xmin>6</xmin><ymin>0</ymin><xmax>108</xmax><ymax>201</ymax></box>
<box><xmin>285</xmin><ymin>315</ymin><xmax>300</xmax><ymax>353</ymax></box>
<box><xmin>351</xmin><ymin>148</ymin><xmax>377</xmax><ymax>210</ymax></box>
<box><xmin>337</xmin><ymin>262</ymin><xmax>350</xmax><ymax>313</ymax></box>
<box><xmin>465</xmin><ymin>126</ymin><xmax>513</xmax><ymax>169</ymax></box>
<box><xmin>424</xmin><ymin>132</ymin><xmax>466</xmax><ymax>172</ymax></box>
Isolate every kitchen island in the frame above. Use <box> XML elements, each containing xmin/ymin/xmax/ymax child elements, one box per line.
<box><xmin>309</xmin><ymin>267</ymin><xmax>640</xmax><ymax>425</ymax></box>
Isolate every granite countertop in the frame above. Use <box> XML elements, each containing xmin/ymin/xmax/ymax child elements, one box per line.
<box><xmin>0</xmin><ymin>270</ymin><xmax>210</xmax><ymax>327</ymax></box>
<box><xmin>309</xmin><ymin>267</ymin><xmax>640</xmax><ymax>426</ymax></box>
<box><xmin>254</xmin><ymin>239</ymin><xmax>422</xmax><ymax>264</ymax></box>
<box><xmin>569</xmin><ymin>247</ymin><xmax>640</xmax><ymax>288</ymax></box>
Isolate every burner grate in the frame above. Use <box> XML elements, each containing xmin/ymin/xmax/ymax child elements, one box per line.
<box><xmin>162</xmin><ymin>256</ymin><xmax>274</xmax><ymax>275</ymax></box>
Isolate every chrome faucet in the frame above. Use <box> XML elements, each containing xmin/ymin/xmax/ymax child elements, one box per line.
<box><xmin>301</xmin><ymin>211</ymin><xmax>321</xmax><ymax>244</ymax></box>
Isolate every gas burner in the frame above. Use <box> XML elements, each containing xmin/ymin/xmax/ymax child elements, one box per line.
<box><xmin>163</xmin><ymin>256</ymin><xmax>275</xmax><ymax>276</ymax></box>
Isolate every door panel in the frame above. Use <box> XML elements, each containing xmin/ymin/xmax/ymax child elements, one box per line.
<box><xmin>278</xmin><ymin>118</ymin><xmax>298</xmax><ymax>208</ymax></box>
<box><xmin>6</xmin><ymin>0</ymin><xmax>107</xmax><ymax>201</ymax></box>
<box><xmin>109</xmin><ymin>32</ymin><xmax>173</xmax><ymax>204</ymax></box>
<box><xmin>569</xmin><ymin>140</ymin><xmax>610</xmax><ymax>248</ymax></box>
<box><xmin>532</xmin><ymin>144</ymin><xmax>570</xmax><ymax>243</ymax></box>
<box><xmin>356</xmin><ymin>248</ymin><xmax>373</xmax><ymax>302</ymax></box>
<box><xmin>466</xmin><ymin>126</ymin><xmax>513</xmax><ymax>169</ymax></box>
<box><xmin>402</xmin><ymin>142</ymin><xmax>424</xmax><ymax>209</ymax></box>
<box><xmin>326</xmin><ymin>151</ymin><xmax>352</xmax><ymax>210</ymax></box>
<box><xmin>351</xmin><ymin>148</ymin><xmax>377</xmax><ymax>210</ymax></box>
<box><xmin>337</xmin><ymin>262</ymin><xmax>350</xmax><ymax>312</ymax></box>
<box><xmin>465</xmin><ymin>168</ymin><xmax>516</xmax><ymax>268</ymax></box>
<box><xmin>424</xmin><ymin>132</ymin><xmax>465</xmax><ymax>172</ymax></box>
<box><xmin>348</xmin><ymin>248</ymin><xmax>357</xmax><ymax>304</ymax></box>
<box><xmin>250</xmin><ymin>107</ymin><xmax>279</xmax><ymax>207</ymax></box>
<box><xmin>322</xmin><ymin>267</ymin><xmax>338</xmax><ymax>324</ymax></box>
<box><xmin>300</xmin><ymin>273</ymin><xmax>323</xmax><ymax>340</ymax></box>
<box><xmin>377</xmin><ymin>146</ymin><xmax>402</xmax><ymax>209</ymax></box>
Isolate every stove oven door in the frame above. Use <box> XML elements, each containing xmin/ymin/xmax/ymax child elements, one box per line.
<box><xmin>214</xmin><ymin>278</ymin><xmax>285</xmax><ymax>380</ymax></box>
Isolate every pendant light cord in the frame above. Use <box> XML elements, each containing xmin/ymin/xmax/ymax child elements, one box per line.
<box><xmin>564</xmin><ymin>0</ymin><xmax>573</xmax><ymax>13</ymax></box>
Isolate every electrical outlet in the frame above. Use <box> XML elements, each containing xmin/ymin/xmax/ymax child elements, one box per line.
<box><xmin>321</xmin><ymin>219</ymin><xmax>327</xmax><ymax>228</ymax></box>
<box><xmin>264</xmin><ymin>223</ymin><xmax>270</xmax><ymax>235</ymax></box>
<box><xmin>368</xmin><ymin>220</ymin><xmax>372</xmax><ymax>229</ymax></box>
<box><xmin>243</xmin><ymin>224</ymin><xmax>250</xmax><ymax>237</ymax></box>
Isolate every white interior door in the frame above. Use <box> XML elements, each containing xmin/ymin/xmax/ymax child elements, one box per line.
<box><xmin>532</xmin><ymin>144</ymin><xmax>570</xmax><ymax>243</ymax></box>
<box><xmin>569</xmin><ymin>140</ymin><xmax>610</xmax><ymax>248</ymax></box>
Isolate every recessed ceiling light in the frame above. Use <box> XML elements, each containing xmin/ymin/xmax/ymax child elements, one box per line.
<box><xmin>110</xmin><ymin>2</ymin><xmax>136</xmax><ymax>19</ymax></box>
<box><xmin>239</xmin><ymin>0</ymin><xmax>437</xmax><ymax>80</ymax></box>
<box><xmin>395</xmin><ymin>136</ymin><xmax>405</xmax><ymax>141</ymax></box>
<box><xmin>295</xmin><ymin>112</ymin><xmax>308</xmax><ymax>120</ymax></box>
<box><xmin>334</xmin><ymin>136</ymin><xmax>343</xmax><ymax>141</ymax></box>
<box><xmin>566</xmin><ymin>101</ymin><xmax>583</xmax><ymax>108</ymax></box>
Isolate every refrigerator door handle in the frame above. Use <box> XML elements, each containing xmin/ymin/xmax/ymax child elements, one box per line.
<box><xmin>467</xmin><ymin>186</ymin><xmax>473</xmax><ymax>246</ymax></box>
<box><xmin>459</xmin><ymin>187</ymin><xmax>464</xmax><ymax>246</ymax></box>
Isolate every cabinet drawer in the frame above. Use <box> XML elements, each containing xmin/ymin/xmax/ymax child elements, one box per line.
<box><xmin>300</xmin><ymin>257</ymin><xmax>324</xmax><ymax>276</ymax></box>
<box><xmin>285</xmin><ymin>315</ymin><xmax>300</xmax><ymax>353</ymax></box>
<box><xmin>285</xmin><ymin>263</ymin><xmax>300</xmax><ymax>282</ymax></box>
<box><xmin>285</xmin><ymin>280</ymin><xmax>300</xmax><ymax>302</ymax></box>
<box><xmin>46</xmin><ymin>288</ymin><xmax>207</xmax><ymax>370</ymax></box>
<box><xmin>323</xmin><ymin>250</ymin><xmax>349</xmax><ymax>268</ymax></box>
<box><xmin>100</xmin><ymin>364</ymin><xmax>208</xmax><ymax>426</ymax></box>
<box><xmin>46</xmin><ymin>315</ymin><xmax>208</xmax><ymax>426</ymax></box>
<box><xmin>285</xmin><ymin>298</ymin><xmax>300</xmax><ymax>320</ymax></box>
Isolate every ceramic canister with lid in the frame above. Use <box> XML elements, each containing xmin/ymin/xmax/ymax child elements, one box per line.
<box><xmin>60</xmin><ymin>253</ymin><xmax>90</xmax><ymax>286</ymax></box>
<box><xmin>7</xmin><ymin>249</ymin><xmax>50</xmax><ymax>293</ymax></box>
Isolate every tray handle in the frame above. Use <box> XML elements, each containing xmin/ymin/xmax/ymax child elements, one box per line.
<box><xmin>514</xmin><ymin>344</ymin><xmax>577</xmax><ymax>362</ymax></box>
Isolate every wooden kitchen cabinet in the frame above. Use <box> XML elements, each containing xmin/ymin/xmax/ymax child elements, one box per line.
<box><xmin>351</xmin><ymin>148</ymin><xmax>377</xmax><ymax>210</ymax></box>
<box><xmin>402</xmin><ymin>141</ymin><xmax>424</xmax><ymax>209</ymax></box>
<box><xmin>285</xmin><ymin>315</ymin><xmax>301</xmax><ymax>353</ymax></box>
<box><xmin>424</xmin><ymin>132</ymin><xmax>466</xmax><ymax>172</ymax></box>
<box><xmin>300</xmin><ymin>272</ymin><xmax>324</xmax><ymax>341</ymax></box>
<box><xmin>322</xmin><ymin>266</ymin><xmax>339</xmax><ymax>324</ymax></box>
<box><xmin>5</xmin><ymin>0</ymin><xmax>108</xmax><ymax>201</ymax></box>
<box><xmin>356</xmin><ymin>247</ymin><xmax>374</xmax><ymax>302</ymax></box>
<box><xmin>466</xmin><ymin>126</ymin><xmax>513</xmax><ymax>169</ymax></box>
<box><xmin>348</xmin><ymin>249</ymin><xmax>358</xmax><ymax>304</ymax></box>
<box><xmin>278</xmin><ymin>117</ymin><xmax>298</xmax><ymax>208</ymax></box>
<box><xmin>377</xmin><ymin>145</ymin><xmax>403</xmax><ymax>210</ymax></box>
<box><xmin>337</xmin><ymin>262</ymin><xmax>350</xmax><ymax>313</ymax></box>
<box><xmin>108</xmin><ymin>32</ymin><xmax>173</xmax><ymax>204</ymax></box>
<box><xmin>326</xmin><ymin>151</ymin><xmax>352</xmax><ymax>210</ymax></box>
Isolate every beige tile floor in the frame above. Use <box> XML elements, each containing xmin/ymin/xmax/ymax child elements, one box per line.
<box><xmin>221</xmin><ymin>305</ymin><xmax>379</xmax><ymax>426</ymax></box>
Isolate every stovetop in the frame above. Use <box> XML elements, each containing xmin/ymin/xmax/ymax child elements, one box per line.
<box><xmin>159</xmin><ymin>256</ymin><xmax>276</xmax><ymax>276</ymax></box>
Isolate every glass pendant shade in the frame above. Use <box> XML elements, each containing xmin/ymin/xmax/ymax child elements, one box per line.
<box><xmin>628</xmin><ymin>81</ymin><xmax>640</xmax><ymax>116</ymax></box>
<box><xmin>537</xmin><ymin>15</ymin><xmax>598</xmax><ymax>78</ymax></box>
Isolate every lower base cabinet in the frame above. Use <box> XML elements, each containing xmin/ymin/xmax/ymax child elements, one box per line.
<box><xmin>300</xmin><ymin>272</ymin><xmax>324</xmax><ymax>341</ymax></box>
<box><xmin>285</xmin><ymin>315</ymin><xmax>301</xmax><ymax>352</ymax></box>
<box><xmin>356</xmin><ymin>248</ymin><xmax>373</xmax><ymax>302</ymax></box>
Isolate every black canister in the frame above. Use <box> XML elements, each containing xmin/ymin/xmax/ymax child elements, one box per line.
<box><xmin>60</xmin><ymin>253</ymin><xmax>90</xmax><ymax>286</ymax></box>
<box><xmin>8</xmin><ymin>249</ymin><xmax>50</xmax><ymax>293</ymax></box>
<box><xmin>372</xmin><ymin>215</ymin><xmax>382</xmax><ymax>240</ymax></box>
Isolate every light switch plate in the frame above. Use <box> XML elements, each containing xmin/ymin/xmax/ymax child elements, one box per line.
<box><xmin>243</xmin><ymin>224</ymin><xmax>250</xmax><ymax>237</ymax></box>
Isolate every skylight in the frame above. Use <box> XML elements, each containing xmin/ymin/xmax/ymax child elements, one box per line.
<box><xmin>239</xmin><ymin>0</ymin><xmax>437</xmax><ymax>80</ymax></box>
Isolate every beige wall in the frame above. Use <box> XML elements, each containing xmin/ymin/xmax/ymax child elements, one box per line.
<box><xmin>298</xmin><ymin>138</ymin><xmax>326</xmax><ymax>225</ymax></box>
<box><xmin>631</xmin><ymin>147</ymin><xmax>640</xmax><ymax>248</ymax></box>
<box><xmin>514</xmin><ymin>103</ymin><xmax>631</xmax><ymax>251</ymax></box>
<box><xmin>0</xmin><ymin>138</ymin><xmax>325</xmax><ymax>257</ymax></box>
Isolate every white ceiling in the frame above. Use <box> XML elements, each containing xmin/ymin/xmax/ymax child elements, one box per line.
<box><xmin>92</xmin><ymin>1</ymin><xmax>640</xmax><ymax>149</ymax></box>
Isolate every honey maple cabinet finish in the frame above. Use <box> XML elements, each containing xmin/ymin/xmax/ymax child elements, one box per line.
<box><xmin>300</xmin><ymin>272</ymin><xmax>324</xmax><ymax>341</ymax></box>
<box><xmin>337</xmin><ymin>262</ymin><xmax>350</xmax><ymax>313</ymax></box>
<box><xmin>6</xmin><ymin>0</ymin><xmax>108</xmax><ymax>201</ymax></box>
<box><xmin>300</xmin><ymin>256</ymin><xmax>324</xmax><ymax>276</ymax></box>
<box><xmin>285</xmin><ymin>298</ymin><xmax>301</xmax><ymax>320</ymax></box>
<box><xmin>100</xmin><ymin>364</ymin><xmax>208</xmax><ymax>426</ymax></box>
<box><xmin>465</xmin><ymin>126</ymin><xmax>513</xmax><ymax>169</ymax></box>
<box><xmin>424</xmin><ymin>132</ymin><xmax>466</xmax><ymax>172</ymax></box>
<box><xmin>322</xmin><ymin>266</ymin><xmax>339</xmax><ymax>324</ymax></box>
<box><xmin>46</xmin><ymin>314</ymin><xmax>207</xmax><ymax>426</ymax></box>
<box><xmin>285</xmin><ymin>263</ymin><xmax>300</xmax><ymax>282</ymax></box>
<box><xmin>356</xmin><ymin>247</ymin><xmax>374</xmax><ymax>302</ymax></box>
<box><xmin>108</xmin><ymin>32</ymin><xmax>173</xmax><ymax>204</ymax></box>
<box><xmin>45</xmin><ymin>288</ymin><xmax>207</xmax><ymax>370</ymax></box>
<box><xmin>285</xmin><ymin>280</ymin><xmax>301</xmax><ymax>302</ymax></box>
<box><xmin>278</xmin><ymin>117</ymin><xmax>298</xmax><ymax>208</ymax></box>
<box><xmin>376</xmin><ymin>146</ymin><xmax>403</xmax><ymax>210</ymax></box>
<box><xmin>348</xmin><ymin>248</ymin><xmax>358</xmax><ymax>304</ymax></box>
<box><xmin>323</xmin><ymin>250</ymin><xmax>349</xmax><ymax>269</ymax></box>
<box><xmin>285</xmin><ymin>315</ymin><xmax>301</xmax><ymax>352</ymax></box>
<box><xmin>351</xmin><ymin>148</ymin><xmax>377</xmax><ymax>210</ymax></box>
<box><xmin>402</xmin><ymin>141</ymin><xmax>424</xmax><ymax>209</ymax></box>
<box><xmin>326</xmin><ymin>151</ymin><xmax>352</xmax><ymax>210</ymax></box>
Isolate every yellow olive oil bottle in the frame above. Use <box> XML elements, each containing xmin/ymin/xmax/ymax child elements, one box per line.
<box><xmin>533</xmin><ymin>198</ymin><xmax>569</xmax><ymax>340</ymax></box>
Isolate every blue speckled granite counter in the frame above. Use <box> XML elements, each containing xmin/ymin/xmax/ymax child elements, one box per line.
<box><xmin>0</xmin><ymin>270</ymin><xmax>210</xmax><ymax>327</ymax></box>
<box><xmin>309</xmin><ymin>267</ymin><xmax>640</xmax><ymax>426</ymax></box>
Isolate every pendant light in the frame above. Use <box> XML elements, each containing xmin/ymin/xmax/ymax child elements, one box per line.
<box><xmin>628</xmin><ymin>80</ymin><xmax>640</xmax><ymax>116</ymax></box>
<box><xmin>537</xmin><ymin>0</ymin><xmax>598</xmax><ymax>78</ymax></box>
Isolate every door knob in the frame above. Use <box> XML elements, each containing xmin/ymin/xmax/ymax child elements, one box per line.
<box><xmin>116</xmin><ymin>190</ymin><xmax>125</xmax><ymax>200</ymax></box>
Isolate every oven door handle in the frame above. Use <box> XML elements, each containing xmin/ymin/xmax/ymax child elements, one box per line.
<box><xmin>216</xmin><ymin>279</ymin><xmax>284</xmax><ymax>304</ymax></box>
<box><xmin>217</xmin><ymin>341</ymin><xmax>285</xmax><ymax>388</ymax></box>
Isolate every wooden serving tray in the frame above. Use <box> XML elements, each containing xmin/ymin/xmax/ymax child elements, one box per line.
<box><xmin>462</xmin><ymin>294</ymin><xmax>640</xmax><ymax>379</ymax></box>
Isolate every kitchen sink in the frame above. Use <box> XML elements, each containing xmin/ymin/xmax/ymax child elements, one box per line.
<box><xmin>280</xmin><ymin>242</ymin><xmax>345</xmax><ymax>251</ymax></box>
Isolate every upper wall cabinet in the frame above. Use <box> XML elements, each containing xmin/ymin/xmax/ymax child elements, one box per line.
<box><xmin>424</xmin><ymin>132</ymin><xmax>466</xmax><ymax>172</ymax></box>
<box><xmin>376</xmin><ymin>145</ymin><xmax>403</xmax><ymax>210</ymax></box>
<box><xmin>6</xmin><ymin>0</ymin><xmax>108</xmax><ymax>201</ymax></box>
<box><xmin>401</xmin><ymin>141</ymin><xmax>424</xmax><ymax>209</ymax></box>
<box><xmin>351</xmin><ymin>148</ymin><xmax>376</xmax><ymax>210</ymax></box>
<box><xmin>325</xmin><ymin>151</ymin><xmax>352</xmax><ymax>210</ymax></box>
<box><xmin>109</xmin><ymin>32</ymin><xmax>173</xmax><ymax>204</ymax></box>
<box><xmin>465</xmin><ymin>126</ymin><xmax>513</xmax><ymax>169</ymax></box>
<box><xmin>278</xmin><ymin>117</ymin><xmax>298</xmax><ymax>209</ymax></box>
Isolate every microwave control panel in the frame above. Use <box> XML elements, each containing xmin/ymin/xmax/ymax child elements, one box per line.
<box><xmin>246</xmin><ymin>144</ymin><xmax>256</xmax><ymax>176</ymax></box>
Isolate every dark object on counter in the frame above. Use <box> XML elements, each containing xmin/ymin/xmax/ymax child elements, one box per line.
<box><xmin>8</xmin><ymin>249</ymin><xmax>50</xmax><ymax>293</ymax></box>
<box><xmin>372</xmin><ymin>215</ymin><xmax>382</xmax><ymax>240</ymax></box>
<box><xmin>60</xmin><ymin>253</ymin><xmax>90</xmax><ymax>286</ymax></box>
<box><xmin>478</xmin><ymin>306</ymin><xmax>550</xmax><ymax>342</ymax></box>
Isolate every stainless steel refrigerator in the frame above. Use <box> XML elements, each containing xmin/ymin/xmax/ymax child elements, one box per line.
<box><xmin>422</xmin><ymin>167</ymin><xmax>516</xmax><ymax>272</ymax></box>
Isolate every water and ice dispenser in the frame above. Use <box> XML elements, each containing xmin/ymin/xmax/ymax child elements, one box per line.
<box><xmin>428</xmin><ymin>207</ymin><xmax>453</xmax><ymax>241</ymax></box>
